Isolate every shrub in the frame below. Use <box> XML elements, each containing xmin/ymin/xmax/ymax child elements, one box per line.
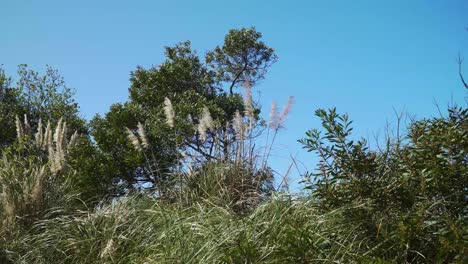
<box><xmin>300</xmin><ymin>106</ymin><xmax>467</xmax><ymax>262</ymax></box>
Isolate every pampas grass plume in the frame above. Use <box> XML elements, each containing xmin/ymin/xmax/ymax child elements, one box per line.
<box><xmin>36</xmin><ymin>118</ymin><xmax>43</xmax><ymax>147</ymax></box>
<box><xmin>126</xmin><ymin>127</ymin><xmax>142</xmax><ymax>152</ymax></box>
<box><xmin>233</xmin><ymin>110</ymin><xmax>245</xmax><ymax>140</ymax></box>
<box><xmin>198</xmin><ymin>107</ymin><xmax>214</xmax><ymax>141</ymax></box>
<box><xmin>15</xmin><ymin>115</ymin><xmax>23</xmax><ymax>138</ymax></box>
<box><xmin>242</xmin><ymin>77</ymin><xmax>254</xmax><ymax>120</ymax></box>
<box><xmin>164</xmin><ymin>97</ymin><xmax>175</xmax><ymax>128</ymax></box>
<box><xmin>137</xmin><ymin>122</ymin><xmax>150</xmax><ymax>149</ymax></box>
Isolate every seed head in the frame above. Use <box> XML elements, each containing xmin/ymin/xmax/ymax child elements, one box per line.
<box><xmin>198</xmin><ymin>106</ymin><xmax>214</xmax><ymax>141</ymax></box>
<box><xmin>125</xmin><ymin>127</ymin><xmax>142</xmax><ymax>152</ymax></box>
<box><xmin>163</xmin><ymin>97</ymin><xmax>175</xmax><ymax>128</ymax></box>
<box><xmin>137</xmin><ymin>122</ymin><xmax>150</xmax><ymax>149</ymax></box>
<box><xmin>232</xmin><ymin>110</ymin><xmax>245</xmax><ymax>140</ymax></box>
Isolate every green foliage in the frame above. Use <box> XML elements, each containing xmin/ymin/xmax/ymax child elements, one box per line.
<box><xmin>0</xmin><ymin>65</ymin><xmax>86</xmax><ymax>150</ymax></box>
<box><xmin>91</xmin><ymin>27</ymin><xmax>275</xmax><ymax>192</ymax></box>
<box><xmin>206</xmin><ymin>27</ymin><xmax>278</xmax><ymax>94</ymax></box>
<box><xmin>90</xmin><ymin>102</ymin><xmax>151</xmax><ymax>190</ymax></box>
<box><xmin>66</xmin><ymin>136</ymin><xmax>120</xmax><ymax>203</ymax></box>
<box><xmin>0</xmin><ymin>68</ymin><xmax>24</xmax><ymax>149</ymax></box>
<box><xmin>15</xmin><ymin>65</ymin><xmax>85</xmax><ymax>132</ymax></box>
<box><xmin>300</xmin><ymin>106</ymin><xmax>468</xmax><ymax>262</ymax></box>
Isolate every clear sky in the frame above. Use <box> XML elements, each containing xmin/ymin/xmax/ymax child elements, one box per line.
<box><xmin>1</xmin><ymin>0</ymin><xmax>467</xmax><ymax>190</ymax></box>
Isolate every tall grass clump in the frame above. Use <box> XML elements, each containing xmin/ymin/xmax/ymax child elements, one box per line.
<box><xmin>125</xmin><ymin>80</ymin><xmax>294</xmax><ymax>213</ymax></box>
<box><xmin>0</xmin><ymin>116</ymin><xmax>80</xmax><ymax>262</ymax></box>
<box><xmin>8</xmin><ymin>195</ymin><xmax>385</xmax><ymax>263</ymax></box>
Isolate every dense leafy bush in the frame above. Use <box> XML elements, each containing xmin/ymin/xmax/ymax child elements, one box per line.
<box><xmin>299</xmin><ymin>106</ymin><xmax>467</xmax><ymax>262</ymax></box>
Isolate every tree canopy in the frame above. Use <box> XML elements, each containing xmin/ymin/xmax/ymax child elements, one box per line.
<box><xmin>91</xmin><ymin>27</ymin><xmax>276</xmax><ymax>191</ymax></box>
<box><xmin>0</xmin><ymin>65</ymin><xmax>85</xmax><ymax>150</ymax></box>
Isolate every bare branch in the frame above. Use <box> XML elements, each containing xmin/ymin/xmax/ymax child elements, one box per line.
<box><xmin>456</xmin><ymin>53</ymin><xmax>468</xmax><ymax>89</ymax></box>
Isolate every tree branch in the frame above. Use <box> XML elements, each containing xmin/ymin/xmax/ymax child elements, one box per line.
<box><xmin>457</xmin><ymin>53</ymin><xmax>468</xmax><ymax>89</ymax></box>
<box><xmin>185</xmin><ymin>142</ymin><xmax>218</xmax><ymax>160</ymax></box>
<box><xmin>229</xmin><ymin>61</ymin><xmax>249</xmax><ymax>95</ymax></box>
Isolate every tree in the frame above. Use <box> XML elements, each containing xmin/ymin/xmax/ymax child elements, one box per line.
<box><xmin>91</xmin><ymin>28</ymin><xmax>277</xmax><ymax>194</ymax></box>
<box><xmin>206</xmin><ymin>27</ymin><xmax>278</xmax><ymax>95</ymax></box>
<box><xmin>0</xmin><ymin>68</ymin><xmax>23</xmax><ymax>149</ymax></box>
<box><xmin>0</xmin><ymin>65</ymin><xmax>115</xmax><ymax>204</ymax></box>
<box><xmin>0</xmin><ymin>65</ymin><xmax>86</xmax><ymax>150</ymax></box>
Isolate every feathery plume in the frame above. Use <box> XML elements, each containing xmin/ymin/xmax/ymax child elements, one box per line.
<box><xmin>232</xmin><ymin>110</ymin><xmax>245</xmax><ymax>140</ymax></box>
<box><xmin>35</xmin><ymin>118</ymin><xmax>43</xmax><ymax>147</ymax></box>
<box><xmin>52</xmin><ymin>118</ymin><xmax>66</xmax><ymax>173</ymax></box>
<box><xmin>137</xmin><ymin>122</ymin><xmax>149</xmax><ymax>149</ymax></box>
<box><xmin>202</xmin><ymin>107</ymin><xmax>214</xmax><ymax>130</ymax></box>
<box><xmin>30</xmin><ymin>166</ymin><xmax>46</xmax><ymax>205</ymax></box>
<box><xmin>68</xmin><ymin>131</ymin><xmax>79</xmax><ymax>149</ymax></box>
<box><xmin>60</xmin><ymin>121</ymin><xmax>67</xmax><ymax>153</ymax></box>
<box><xmin>47</xmin><ymin>126</ymin><xmax>54</xmax><ymax>166</ymax></box>
<box><xmin>23</xmin><ymin>114</ymin><xmax>30</xmax><ymax>135</ymax></box>
<box><xmin>62</xmin><ymin>121</ymin><xmax>67</xmax><ymax>140</ymax></box>
<box><xmin>53</xmin><ymin>149</ymin><xmax>64</xmax><ymax>175</ymax></box>
<box><xmin>15</xmin><ymin>115</ymin><xmax>23</xmax><ymax>138</ymax></box>
<box><xmin>45</xmin><ymin>121</ymin><xmax>52</xmax><ymax>149</ymax></box>
<box><xmin>54</xmin><ymin>118</ymin><xmax>63</xmax><ymax>146</ymax></box>
<box><xmin>163</xmin><ymin>97</ymin><xmax>175</xmax><ymax>128</ymax></box>
<box><xmin>125</xmin><ymin>127</ymin><xmax>142</xmax><ymax>152</ymax></box>
<box><xmin>277</xmin><ymin>96</ymin><xmax>294</xmax><ymax>129</ymax></box>
<box><xmin>198</xmin><ymin>106</ymin><xmax>214</xmax><ymax>141</ymax></box>
<box><xmin>242</xmin><ymin>77</ymin><xmax>254</xmax><ymax>120</ymax></box>
<box><xmin>198</xmin><ymin>125</ymin><xmax>207</xmax><ymax>141</ymax></box>
<box><xmin>269</xmin><ymin>101</ymin><xmax>279</xmax><ymax>129</ymax></box>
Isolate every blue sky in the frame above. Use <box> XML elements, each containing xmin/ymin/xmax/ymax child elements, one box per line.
<box><xmin>1</xmin><ymin>0</ymin><xmax>467</xmax><ymax>190</ymax></box>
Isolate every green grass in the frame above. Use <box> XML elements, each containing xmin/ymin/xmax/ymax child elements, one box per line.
<box><xmin>4</xmin><ymin>195</ymin><xmax>389</xmax><ymax>264</ymax></box>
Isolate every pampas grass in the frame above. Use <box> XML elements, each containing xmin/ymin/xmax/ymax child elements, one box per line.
<box><xmin>15</xmin><ymin>115</ymin><xmax>23</xmax><ymax>139</ymax></box>
<box><xmin>137</xmin><ymin>122</ymin><xmax>150</xmax><ymax>149</ymax></box>
<box><xmin>3</xmin><ymin>195</ymin><xmax>378</xmax><ymax>264</ymax></box>
<box><xmin>1</xmin><ymin>116</ymin><xmax>78</xmax><ymax>220</ymax></box>
<box><xmin>35</xmin><ymin>119</ymin><xmax>43</xmax><ymax>147</ymax></box>
<box><xmin>125</xmin><ymin>127</ymin><xmax>142</xmax><ymax>152</ymax></box>
<box><xmin>269</xmin><ymin>96</ymin><xmax>294</xmax><ymax>131</ymax></box>
<box><xmin>13</xmin><ymin>115</ymin><xmax>77</xmax><ymax>176</ymax></box>
<box><xmin>232</xmin><ymin>110</ymin><xmax>245</xmax><ymax>141</ymax></box>
<box><xmin>242</xmin><ymin>77</ymin><xmax>254</xmax><ymax>122</ymax></box>
<box><xmin>68</xmin><ymin>131</ymin><xmax>79</xmax><ymax>150</ymax></box>
<box><xmin>23</xmin><ymin>114</ymin><xmax>30</xmax><ymax>135</ymax></box>
<box><xmin>125</xmin><ymin>123</ymin><xmax>150</xmax><ymax>152</ymax></box>
<box><xmin>122</xmin><ymin>88</ymin><xmax>286</xmax><ymax>206</ymax></box>
<box><xmin>269</xmin><ymin>101</ymin><xmax>279</xmax><ymax>129</ymax></box>
<box><xmin>164</xmin><ymin>97</ymin><xmax>175</xmax><ymax>128</ymax></box>
<box><xmin>262</xmin><ymin>96</ymin><xmax>294</xmax><ymax>170</ymax></box>
<box><xmin>278</xmin><ymin>96</ymin><xmax>294</xmax><ymax>129</ymax></box>
<box><xmin>198</xmin><ymin>106</ymin><xmax>214</xmax><ymax>141</ymax></box>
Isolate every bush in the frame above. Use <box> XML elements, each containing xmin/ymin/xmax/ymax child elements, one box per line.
<box><xmin>300</xmin><ymin>106</ymin><xmax>467</xmax><ymax>262</ymax></box>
